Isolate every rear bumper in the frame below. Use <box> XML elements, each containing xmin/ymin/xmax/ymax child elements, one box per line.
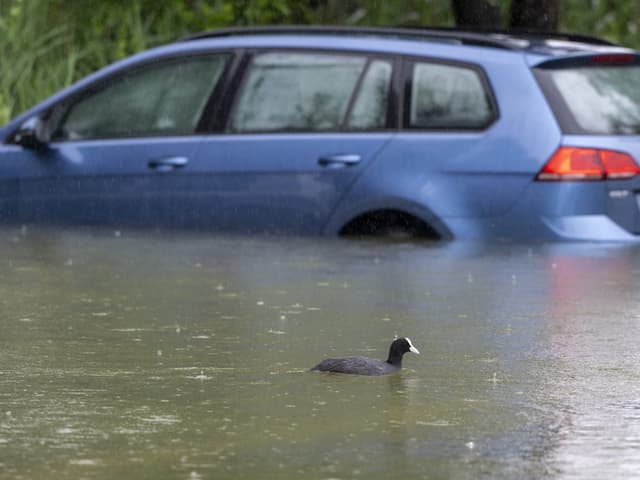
<box><xmin>443</xmin><ymin>181</ymin><xmax>640</xmax><ymax>242</ymax></box>
<box><xmin>443</xmin><ymin>213</ymin><xmax>640</xmax><ymax>242</ymax></box>
<box><xmin>541</xmin><ymin>214</ymin><xmax>638</xmax><ymax>241</ymax></box>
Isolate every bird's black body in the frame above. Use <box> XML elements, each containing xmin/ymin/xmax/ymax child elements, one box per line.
<box><xmin>310</xmin><ymin>337</ymin><xmax>419</xmax><ymax>376</ymax></box>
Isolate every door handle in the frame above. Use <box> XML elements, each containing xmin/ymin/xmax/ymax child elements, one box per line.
<box><xmin>148</xmin><ymin>156</ymin><xmax>189</xmax><ymax>172</ymax></box>
<box><xmin>318</xmin><ymin>153</ymin><xmax>361</xmax><ymax>168</ymax></box>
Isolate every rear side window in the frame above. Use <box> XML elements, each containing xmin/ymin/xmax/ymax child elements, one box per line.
<box><xmin>408</xmin><ymin>62</ymin><xmax>494</xmax><ymax>129</ymax></box>
<box><xmin>52</xmin><ymin>54</ymin><xmax>230</xmax><ymax>141</ymax></box>
<box><xmin>539</xmin><ymin>66</ymin><xmax>640</xmax><ymax>134</ymax></box>
<box><xmin>229</xmin><ymin>52</ymin><xmax>391</xmax><ymax>132</ymax></box>
<box><xmin>348</xmin><ymin>60</ymin><xmax>392</xmax><ymax>129</ymax></box>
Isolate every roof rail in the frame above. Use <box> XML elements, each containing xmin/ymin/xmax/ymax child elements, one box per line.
<box><xmin>425</xmin><ymin>26</ymin><xmax>618</xmax><ymax>46</ymax></box>
<box><xmin>181</xmin><ymin>25</ymin><xmax>619</xmax><ymax>51</ymax></box>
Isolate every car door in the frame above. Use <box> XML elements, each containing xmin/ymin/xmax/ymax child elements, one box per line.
<box><xmin>0</xmin><ymin>52</ymin><xmax>231</xmax><ymax>228</ymax></box>
<box><xmin>188</xmin><ymin>51</ymin><xmax>397</xmax><ymax>234</ymax></box>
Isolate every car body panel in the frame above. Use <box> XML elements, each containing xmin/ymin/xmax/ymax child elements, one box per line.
<box><xmin>0</xmin><ymin>137</ymin><xmax>201</xmax><ymax>227</ymax></box>
<box><xmin>1</xmin><ymin>29</ymin><xmax>640</xmax><ymax>242</ymax></box>
<box><xmin>557</xmin><ymin>134</ymin><xmax>640</xmax><ymax>236</ymax></box>
<box><xmin>186</xmin><ymin>133</ymin><xmax>394</xmax><ymax>233</ymax></box>
<box><xmin>327</xmin><ymin>54</ymin><xmax>563</xmax><ymax>239</ymax></box>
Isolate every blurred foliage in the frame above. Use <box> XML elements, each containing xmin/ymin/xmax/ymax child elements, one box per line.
<box><xmin>560</xmin><ymin>0</ymin><xmax>640</xmax><ymax>46</ymax></box>
<box><xmin>0</xmin><ymin>0</ymin><xmax>638</xmax><ymax>124</ymax></box>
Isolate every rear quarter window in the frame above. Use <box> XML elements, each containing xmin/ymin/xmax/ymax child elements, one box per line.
<box><xmin>406</xmin><ymin>60</ymin><xmax>496</xmax><ymax>130</ymax></box>
<box><xmin>536</xmin><ymin>64</ymin><xmax>640</xmax><ymax>135</ymax></box>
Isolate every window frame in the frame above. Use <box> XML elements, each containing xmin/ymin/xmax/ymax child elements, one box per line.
<box><xmin>43</xmin><ymin>51</ymin><xmax>237</xmax><ymax>142</ymax></box>
<box><xmin>223</xmin><ymin>48</ymin><xmax>399</xmax><ymax>134</ymax></box>
<box><xmin>532</xmin><ymin>67</ymin><xmax>583</xmax><ymax>134</ymax></box>
<box><xmin>34</xmin><ymin>48</ymin><xmax>500</xmax><ymax>142</ymax></box>
<box><xmin>401</xmin><ymin>56</ymin><xmax>498</xmax><ymax>132</ymax></box>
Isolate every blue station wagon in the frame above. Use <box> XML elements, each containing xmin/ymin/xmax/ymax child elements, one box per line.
<box><xmin>3</xmin><ymin>25</ymin><xmax>640</xmax><ymax>241</ymax></box>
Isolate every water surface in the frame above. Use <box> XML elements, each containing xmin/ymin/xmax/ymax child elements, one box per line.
<box><xmin>1</xmin><ymin>228</ymin><xmax>640</xmax><ymax>479</ymax></box>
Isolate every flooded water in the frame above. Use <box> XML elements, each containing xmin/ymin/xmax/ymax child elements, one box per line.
<box><xmin>1</xmin><ymin>227</ymin><xmax>640</xmax><ymax>479</ymax></box>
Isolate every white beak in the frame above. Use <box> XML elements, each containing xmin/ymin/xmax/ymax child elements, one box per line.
<box><xmin>406</xmin><ymin>337</ymin><xmax>420</xmax><ymax>355</ymax></box>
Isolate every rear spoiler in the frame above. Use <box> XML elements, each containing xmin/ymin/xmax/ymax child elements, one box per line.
<box><xmin>534</xmin><ymin>52</ymin><xmax>640</xmax><ymax>69</ymax></box>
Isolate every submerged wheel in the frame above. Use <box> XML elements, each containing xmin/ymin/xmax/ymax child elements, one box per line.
<box><xmin>338</xmin><ymin>209</ymin><xmax>440</xmax><ymax>240</ymax></box>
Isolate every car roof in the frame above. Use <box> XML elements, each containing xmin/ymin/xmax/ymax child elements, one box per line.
<box><xmin>181</xmin><ymin>25</ymin><xmax>632</xmax><ymax>57</ymax></box>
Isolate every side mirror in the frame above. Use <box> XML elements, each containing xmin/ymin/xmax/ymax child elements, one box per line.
<box><xmin>13</xmin><ymin>115</ymin><xmax>50</xmax><ymax>150</ymax></box>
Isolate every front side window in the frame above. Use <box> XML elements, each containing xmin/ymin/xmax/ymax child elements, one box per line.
<box><xmin>230</xmin><ymin>52</ymin><xmax>390</xmax><ymax>132</ymax></box>
<box><xmin>409</xmin><ymin>62</ymin><xmax>494</xmax><ymax>129</ymax></box>
<box><xmin>52</xmin><ymin>54</ymin><xmax>230</xmax><ymax>141</ymax></box>
<box><xmin>540</xmin><ymin>66</ymin><xmax>640</xmax><ymax>134</ymax></box>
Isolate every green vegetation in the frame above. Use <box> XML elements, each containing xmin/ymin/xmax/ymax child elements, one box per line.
<box><xmin>0</xmin><ymin>0</ymin><xmax>639</xmax><ymax>124</ymax></box>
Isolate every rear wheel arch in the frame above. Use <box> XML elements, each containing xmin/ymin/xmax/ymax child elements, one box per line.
<box><xmin>339</xmin><ymin>209</ymin><xmax>443</xmax><ymax>239</ymax></box>
<box><xmin>326</xmin><ymin>200</ymin><xmax>452</xmax><ymax>240</ymax></box>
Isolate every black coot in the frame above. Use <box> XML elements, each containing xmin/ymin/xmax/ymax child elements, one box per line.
<box><xmin>310</xmin><ymin>337</ymin><xmax>419</xmax><ymax>376</ymax></box>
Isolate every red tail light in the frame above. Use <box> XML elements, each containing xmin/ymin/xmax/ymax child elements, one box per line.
<box><xmin>537</xmin><ymin>147</ymin><xmax>640</xmax><ymax>181</ymax></box>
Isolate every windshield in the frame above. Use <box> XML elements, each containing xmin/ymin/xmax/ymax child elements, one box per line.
<box><xmin>540</xmin><ymin>65</ymin><xmax>640</xmax><ymax>134</ymax></box>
